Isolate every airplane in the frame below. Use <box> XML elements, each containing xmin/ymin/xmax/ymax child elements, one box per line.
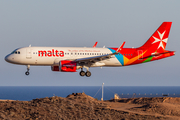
<box><xmin>5</xmin><ymin>22</ymin><xmax>175</xmax><ymax>77</ymax></box>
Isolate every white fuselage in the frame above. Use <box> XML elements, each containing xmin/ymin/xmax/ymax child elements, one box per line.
<box><xmin>5</xmin><ymin>47</ymin><xmax>122</xmax><ymax>67</ymax></box>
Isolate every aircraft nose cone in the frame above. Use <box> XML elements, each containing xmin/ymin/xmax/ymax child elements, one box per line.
<box><xmin>5</xmin><ymin>54</ymin><xmax>12</xmax><ymax>63</ymax></box>
<box><xmin>5</xmin><ymin>55</ymin><xmax>9</xmax><ymax>62</ymax></box>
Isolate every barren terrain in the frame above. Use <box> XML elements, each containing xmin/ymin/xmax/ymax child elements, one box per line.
<box><xmin>0</xmin><ymin>93</ymin><xmax>180</xmax><ymax>120</ymax></box>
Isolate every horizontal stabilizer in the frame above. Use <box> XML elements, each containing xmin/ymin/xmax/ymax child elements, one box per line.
<box><xmin>144</xmin><ymin>51</ymin><xmax>175</xmax><ymax>59</ymax></box>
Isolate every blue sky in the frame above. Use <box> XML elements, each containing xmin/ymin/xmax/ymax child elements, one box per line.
<box><xmin>0</xmin><ymin>1</ymin><xmax>179</xmax><ymax>86</ymax></box>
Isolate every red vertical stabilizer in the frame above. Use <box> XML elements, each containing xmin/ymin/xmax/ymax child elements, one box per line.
<box><xmin>139</xmin><ymin>22</ymin><xmax>172</xmax><ymax>53</ymax></box>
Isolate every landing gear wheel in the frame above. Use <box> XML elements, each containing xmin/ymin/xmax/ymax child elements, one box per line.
<box><xmin>25</xmin><ymin>71</ymin><xmax>30</xmax><ymax>75</ymax></box>
<box><xmin>80</xmin><ymin>71</ymin><xmax>86</xmax><ymax>76</ymax></box>
<box><xmin>25</xmin><ymin>65</ymin><xmax>30</xmax><ymax>76</ymax></box>
<box><xmin>85</xmin><ymin>71</ymin><xmax>91</xmax><ymax>77</ymax></box>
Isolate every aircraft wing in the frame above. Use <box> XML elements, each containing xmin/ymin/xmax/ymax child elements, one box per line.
<box><xmin>74</xmin><ymin>52</ymin><xmax>119</xmax><ymax>63</ymax></box>
<box><xmin>74</xmin><ymin>42</ymin><xmax>125</xmax><ymax>63</ymax></box>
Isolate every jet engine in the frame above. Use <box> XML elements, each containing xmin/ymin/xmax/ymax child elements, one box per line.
<box><xmin>51</xmin><ymin>60</ymin><xmax>77</xmax><ymax>72</ymax></box>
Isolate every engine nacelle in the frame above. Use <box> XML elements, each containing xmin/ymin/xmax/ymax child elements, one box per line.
<box><xmin>60</xmin><ymin>60</ymin><xmax>77</xmax><ymax>72</ymax></box>
<box><xmin>51</xmin><ymin>60</ymin><xmax>77</xmax><ymax>72</ymax></box>
<box><xmin>51</xmin><ymin>66</ymin><xmax>60</xmax><ymax>71</ymax></box>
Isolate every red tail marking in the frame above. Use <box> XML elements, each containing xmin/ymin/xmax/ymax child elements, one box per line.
<box><xmin>140</xmin><ymin>22</ymin><xmax>172</xmax><ymax>52</ymax></box>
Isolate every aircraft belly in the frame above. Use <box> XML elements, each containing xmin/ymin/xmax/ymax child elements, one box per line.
<box><xmin>91</xmin><ymin>58</ymin><xmax>122</xmax><ymax>67</ymax></box>
<box><xmin>104</xmin><ymin>58</ymin><xmax>122</xmax><ymax>66</ymax></box>
<box><xmin>20</xmin><ymin>57</ymin><xmax>54</xmax><ymax>66</ymax></box>
<box><xmin>34</xmin><ymin>57</ymin><xmax>54</xmax><ymax>65</ymax></box>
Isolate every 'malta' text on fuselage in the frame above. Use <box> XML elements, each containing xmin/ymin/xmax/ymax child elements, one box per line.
<box><xmin>38</xmin><ymin>49</ymin><xmax>64</xmax><ymax>57</ymax></box>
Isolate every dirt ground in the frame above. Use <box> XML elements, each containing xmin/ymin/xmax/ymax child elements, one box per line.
<box><xmin>104</xmin><ymin>97</ymin><xmax>180</xmax><ymax>120</ymax></box>
<box><xmin>1</xmin><ymin>94</ymin><xmax>180</xmax><ymax>120</ymax></box>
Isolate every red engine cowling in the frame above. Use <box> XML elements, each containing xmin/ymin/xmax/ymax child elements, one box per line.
<box><xmin>60</xmin><ymin>60</ymin><xmax>77</xmax><ymax>72</ymax></box>
<box><xmin>51</xmin><ymin>60</ymin><xmax>77</xmax><ymax>72</ymax></box>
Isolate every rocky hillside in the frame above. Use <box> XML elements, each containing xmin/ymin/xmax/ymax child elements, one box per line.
<box><xmin>0</xmin><ymin>93</ymin><xmax>168</xmax><ymax>120</ymax></box>
<box><xmin>121</xmin><ymin>97</ymin><xmax>180</xmax><ymax>118</ymax></box>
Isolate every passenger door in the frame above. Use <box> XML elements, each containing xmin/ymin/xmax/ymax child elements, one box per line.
<box><xmin>26</xmin><ymin>48</ymin><xmax>32</xmax><ymax>59</ymax></box>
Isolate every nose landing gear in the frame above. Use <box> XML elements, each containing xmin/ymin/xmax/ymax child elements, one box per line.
<box><xmin>25</xmin><ymin>65</ymin><xmax>30</xmax><ymax>76</ymax></box>
<box><xmin>25</xmin><ymin>71</ymin><xmax>29</xmax><ymax>75</ymax></box>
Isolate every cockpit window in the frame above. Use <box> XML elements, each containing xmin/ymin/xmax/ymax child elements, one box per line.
<box><xmin>11</xmin><ymin>50</ymin><xmax>20</xmax><ymax>54</ymax></box>
<box><xmin>11</xmin><ymin>50</ymin><xmax>16</xmax><ymax>54</ymax></box>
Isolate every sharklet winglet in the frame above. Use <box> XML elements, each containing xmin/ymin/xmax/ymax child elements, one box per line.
<box><xmin>116</xmin><ymin>41</ymin><xmax>125</xmax><ymax>52</ymax></box>
<box><xmin>93</xmin><ymin>42</ymin><xmax>98</xmax><ymax>48</ymax></box>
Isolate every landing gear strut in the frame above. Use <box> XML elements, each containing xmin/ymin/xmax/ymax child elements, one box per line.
<box><xmin>25</xmin><ymin>65</ymin><xmax>30</xmax><ymax>76</ymax></box>
<box><xmin>79</xmin><ymin>67</ymin><xmax>91</xmax><ymax>77</ymax></box>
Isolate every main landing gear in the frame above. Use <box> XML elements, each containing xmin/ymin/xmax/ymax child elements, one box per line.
<box><xmin>25</xmin><ymin>65</ymin><xmax>30</xmax><ymax>76</ymax></box>
<box><xmin>79</xmin><ymin>67</ymin><xmax>91</xmax><ymax>77</ymax></box>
